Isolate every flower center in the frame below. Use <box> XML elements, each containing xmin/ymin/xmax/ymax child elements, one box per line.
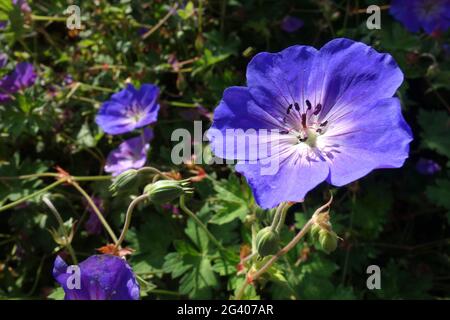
<box><xmin>281</xmin><ymin>99</ymin><xmax>328</xmax><ymax>148</ymax></box>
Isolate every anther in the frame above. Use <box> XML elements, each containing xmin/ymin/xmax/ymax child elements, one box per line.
<box><xmin>294</xmin><ymin>102</ymin><xmax>300</xmax><ymax>111</ymax></box>
<box><xmin>280</xmin><ymin>130</ymin><xmax>289</xmax><ymax>134</ymax></box>
<box><xmin>320</xmin><ymin>120</ymin><xmax>328</xmax><ymax>127</ymax></box>
<box><xmin>313</xmin><ymin>103</ymin><xmax>322</xmax><ymax>115</ymax></box>
<box><xmin>305</xmin><ymin>100</ymin><xmax>312</xmax><ymax>110</ymax></box>
<box><xmin>287</xmin><ymin>104</ymin><xmax>292</xmax><ymax>114</ymax></box>
<box><xmin>316</xmin><ymin>129</ymin><xmax>322</xmax><ymax>134</ymax></box>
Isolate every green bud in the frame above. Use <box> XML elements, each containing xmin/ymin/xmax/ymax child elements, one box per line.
<box><xmin>318</xmin><ymin>229</ymin><xmax>338</xmax><ymax>254</ymax></box>
<box><xmin>109</xmin><ymin>169</ymin><xmax>139</xmax><ymax>194</ymax></box>
<box><xmin>310</xmin><ymin>223</ymin><xmax>321</xmax><ymax>242</ymax></box>
<box><xmin>144</xmin><ymin>179</ymin><xmax>193</xmax><ymax>204</ymax></box>
<box><xmin>255</xmin><ymin>227</ymin><xmax>280</xmax><ymax>257</ymax></box>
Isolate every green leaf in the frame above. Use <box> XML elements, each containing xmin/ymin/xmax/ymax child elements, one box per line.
<box><xmin>426</xmin><ymin>178</ymin><xmax>450</xmax><ymax>222</ymax></box>
<box><xmin>418</xmin><ymin>110</ymin><xmax>450</xmax><ymax>158</ymax></box>
<box><xmin>209</xmin><ymin>174</ymin><xmax>251</xmax><ymax>224</ymax></box>
<box><xmin>76</xmin><ymin>122</ymin><xmax>96</xmax><ymax>149</ymax></box>
<box><xmin>47</xmin><ymin>287</ymin><xmax>65</xmax><ymax>300</ymax></box>
<box><xmin>177</xmin><ymin>1</ymin><xmax>195</xmax><ymax>20</ymax></box>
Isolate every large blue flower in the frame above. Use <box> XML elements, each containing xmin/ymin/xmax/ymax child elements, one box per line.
<box><xmin>53</xmin><ymin>254</ymin><xmax>140</xmax><ymax>300</ymax></box>
<box><xmin>390</xmin><ymin>0</ymin><xmax>450</xmax><ymax>35</ymax></box>
<box><xmin>208</xmin><ymin>38</ymin><xmax>413</xmax><ymax>209</ymax></box>
<box><xmin>96</xmin><ymin>83</ymin><xmax>160</xmax><ymax>135</ymax></box>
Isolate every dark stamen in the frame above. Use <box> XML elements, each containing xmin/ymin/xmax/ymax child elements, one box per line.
<box><xmin>316</xmin><ymin>128</ymin><xmax>322</xmax><ymax>134</ymax></box>
<box><xmin>287</xmin><ymin>104</ymin><xmax>292</xmax><ymax>114</ymax></box>
<box><xmin>313</xmin><ymin>103</ymin><xmax>322</xmax><ymax>115</ymax></box>
<box><xmin>299</xmin><ymin>137</ymin><xmax>307</xmax><ymax>142</ymax></box>
<box><xmin>305</xmin><ymin>100</ymin><xmax>312</xmax><ymax>110</ymax></box>
<box><xmin>320</xmin><ymin>120</ymin><xmax>328</xmax><ymax>127</ymax></box>
<box><xmin>294</xmin><ymin>102</ymin><xmax>300</xmax><ymax>111</ymax></box>
<box><xmin>280</xmin><ymin>130</ymin><xmax>289</xmax><ymax>134</ymax></box>
<box><xmin>301</xmin><ymin>113</ymin><xmax>307</xmax><ymax>128</ymax></box>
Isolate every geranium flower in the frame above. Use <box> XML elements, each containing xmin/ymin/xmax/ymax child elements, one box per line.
<box><xmin>208</xmin><ymin>38</ymin><xmax>413</xmax><ymax>208</ymax></box>
<box><xmin>390</xmin><ymin>0</ymin><xmax>450</xmax><ymax>35</ymax></box>
<box><xmin>104</xmin><ymin>128</ymin><xmax>154</xmax><ymax>176</ymax></box>
<box><xmin>0</xmin><ymin>62</ymin><xmax>36</xmax><ymax>103</ymax></box>
<box><xmin>13</xmin><ymin>0</ymin><xmax>31</xmax><ymax>13</ymax></box>
<box><xmin>96</xmin><ymin>83</ymin><xmax>160</xmax><ymax>135</ymax></box>
<box><xmin>53</xmin><ymin>255</ymin><xmax>140</xmax><ymax>300</ymax></box>
<box><xmin>416</xmin><ymin>158</ymin><xmax>441</xmax><ymax>175</ymax></box>
<box><xmin>281</xmin><ymin>16</ymin><xmax>304</xmax><ymax>33</ymax></box>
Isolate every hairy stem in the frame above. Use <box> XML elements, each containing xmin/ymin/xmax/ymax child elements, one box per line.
<box><xmin>42</xmin><ymin>196</ymin><xmax>78</xmax><ymax>264</ymax></box>
<box><xmin>115</xmin><ymin>194</ymin><xmax>149</xmax><ymax>248</ymax></box>
<box><xmin>0</xmin><ymin>179</ymin><xmax>67</xmax><ymax>213</ymax></box>
<box><xmin>179</xmin><ymin>195</ymin><xmax>228</xmax><ymax>253</ymax></box>
<box><xmin>70</xmin><ymin>181</ymin><xmax>118</xmax><ymax>244</ymax></box>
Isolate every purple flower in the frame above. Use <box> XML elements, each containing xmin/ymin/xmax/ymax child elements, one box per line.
<box><xmin>105</xmin><ymin>128</ymin><xmax>154</xmax><ymax>176</ymax></box>
<box><xmin>12</xmin><ymin>0</ymin><xmax>31</xmax><ymax>13</ymax></box>
<box><xmin>53</xmin><ymin>255</ymin><xmax>140</xmax><ymax>300</ymax></box>
<box><xmin>96</xmin><ymin>83</ymin><xmax>160</xmax><ymax>135</ymax></box>
<box><xmin>281</xmin><ymin>16</ymin><xmax>304</xmax><ymax>33</ymax></box>
<box><xmin>0</xmin><ymin>62</ymin><xmax>36</xmax><ymax>103</ymax></box>
<box><xmin>208</xmin><ymin>38</ymin><xmax>413</xmax><ymax>208</ymax></box>
<box><xmin>390</xmin><ymin>0</ymin><xmax>450</xmax><ymax>34</ymax></box>
<box><xmin>63</xmin><ymin>74</ymin><xmax>73</xmax><ymax>86</ymax></box>
<box><xmin>416</xmin><ymin>158</ymin><xmax>441</xmax><ymax>175</ymax></box>
<box><xmin>0</xmin><ymin>53</ymin><xmax>7</xmax><ymax>68</ymax></box>
<box><xmin>0</xmin><ymin>21</ymin><xmax>7</xmax><ymax>30</ymax></box>
<box><xmin>83</xmin><ymin>197</ymin><xmax>105</xmax><ymax>235</ymax></box>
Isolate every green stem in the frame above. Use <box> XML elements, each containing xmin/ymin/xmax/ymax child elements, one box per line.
<box><xmin>42</xmin><ymin>196</ymin><xmax>78</xmax><ymax>264</ymax></box>
<box><xmin>235</xmin><ymin>218</ymin><xmax>314</xmax><ymax>300</ymax></box>
<box><xmin>179</xmin><ymin>195</ymin><xmax>228</xmax><ymax>253</ymax></box>
<box><xmin>0</xmin><ymin>179</ymin><xmax>66</xmax><ymax>213</ymax></box>
<box><xmin>0</xmin><ymin>173</ymin><xmax>59</xmax><ymax>180</ymax></box>
<box><xmin>31</xmin><ymin>15</ymin><xmax>67</xmax><ymax>22</ymax></box>
<box><xmin>142</xmin><ymin>3</ymin><xmax>179</xmax><ymax>39</ymax></box>
<box><xmin>235</xmin><ymin>196</ymin><xmax>333</xmax><ymax>300</ymax></box>
<box><xmin>275</xmin><ymin>202</ymin><xmax>293</xmax><ymax>233</ymax></box>
<box><xmin>70</xmin><ymin>181</ymin><xmax>118</xmax><ymax>244</ymax></box>
<box><xmin>116</xmin><ymin>194</ymin><xmax>149</xmax><ymax>248</ymax></box>
<box><xmin>78</xmin><ymin>82</ymin><xmax>115</xmax><ymax>93</ymax></box>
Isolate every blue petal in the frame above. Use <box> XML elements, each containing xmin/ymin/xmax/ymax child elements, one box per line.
<box><xmin>321</xmin><ymin>98</ymin><xmax>413</xmax><ymax>186</ymax></box>
<box><xmin>308</xmin><ymin>38</ymin><xmax>404</xmax><ymax>124</ymax></box>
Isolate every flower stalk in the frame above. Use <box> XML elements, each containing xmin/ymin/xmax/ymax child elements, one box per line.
<box><xmin>235</xmin><ymin>195</ymin><xmax>333</xmax><ymax>300</ymax></box>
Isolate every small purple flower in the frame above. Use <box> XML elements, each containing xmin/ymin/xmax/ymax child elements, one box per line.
<box><xmin>63</xmin><ymin>74</ymin><xmax>73</xmax><ymax>86</ymax></box>
<box><xmin>0</xmin><ymin>53</ymin><xmax>7</xmax><ymax>68</ymax></box>
<box><xmin>83</xmin><ymin>197</ymin><xmax>105</xmax><ymax>235</ymax></box>
<box><xmin>96</xmin><ymin>83</ymin><xmax>160</xmax><ymax>135</ymax></box>
<box><xmin>208</xmin><ymin>38</ymin><xmax>413</xmax><ymax>208</ymax></box>
<box><xmin>137</xmin><ymin>27</ymin><xmax>149</xmax><ymax>36</ymax></box>
<box><xmin>0</xmin><ymin>62</ymin><xmax>36</xmax><ymax>103</ymax></box>
<box><xmin>12</xmin><ymin>0</ymin><xmax>31</xmax><ymax>13</ymax></box>
<box><xmin>0</xmin><ymin>21</ymin><xmax>7</xmax><ymax>30</ymax></box>
<box><xmin>281</xmin><ymin>16</ymin><xmax>304</xmax><ymax>33</ymax></box>
<box><xmin>416</xmin><ymin>158</ymin><xmax>441</xmax><ymax>175</ymax></box>
<box><xmin>390</xmin><ymin>0</ymin><xmax>450</xmax><ymax>35</ymax></box>
<box><xmin>53</xmin><ymin>255</ymin><xmax>140</xmax><ymax>300</ymax></box>
<box><xmin>105</xmin><ymin>128</ymin><xmax>154</xmax><ymax>176</ymax></box>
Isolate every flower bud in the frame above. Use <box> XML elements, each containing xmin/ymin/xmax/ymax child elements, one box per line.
<box><xmin>109</xmin><ymin>169</ymin><xmax>139</xmax><ymax>194</ymax></box>
<box><xmin>318</xmin><ymin>229</ymin><xmax>338</xmax><ymax>254</ymax></box>
<box><xmin>310</xmin><ymin>223</ymin><xmax>321</xmax><ymax>242</ymax></box>
<box><xmin>144</xmin><ymin>179</ymin><xmax>193</xmax><ymax>204</ymax></box>
<box><xmin>255</xmin><ymin>227</ymin><xmax>280</xmax><ymax>257</ymax></box>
